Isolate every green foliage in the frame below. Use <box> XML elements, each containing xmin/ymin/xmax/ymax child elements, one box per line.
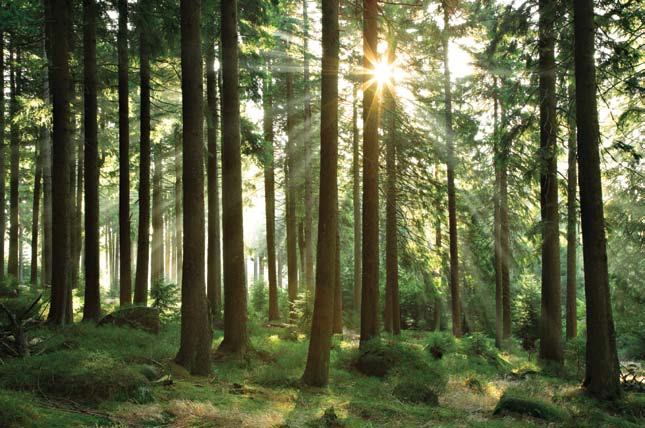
<box><xmin>564</xmin><ymin>336</ymin><xmax>586</xmax><ymax>378</ymax></box>
<box><xmin>249</xmin><ymin>280</ymin><xmax>268</xmax><ymax>316</ymax></box>
<box><xmin>494</xmin><ymin>390</ymin><xmax>566</xmax><ymax>422</ymax></box>
<box><xmin>0</xmin><ymin>388</ymin><xmax>37</xmax><ymax>428</ymax></box>
<box><xmin>425</xmin><ymin>331</ymin><xmax>457</xmax><ymax>359</ymax></box>
<box><xmin>513</xmin><ymin>275</ymin><xmax>541</xmax><ymax>353</ymax></box>
<box><xmin>150</xmin><ymin>280</ymin><xmax>180</xmax><ymax>321</ymax></box>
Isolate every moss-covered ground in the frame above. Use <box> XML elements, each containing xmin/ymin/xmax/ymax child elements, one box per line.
<box><xmin>0</xmin><ymin>321</ymin><xmax>643</xmax><ymax>428</ymax></box>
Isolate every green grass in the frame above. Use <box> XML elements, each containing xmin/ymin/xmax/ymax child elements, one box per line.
<box><xmin>0</xmin><ymin>321</ymin><xmax>642</xmax><ymax>427</ymax></box>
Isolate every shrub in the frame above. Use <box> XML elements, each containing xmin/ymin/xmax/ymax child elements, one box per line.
<box><xmin>392</xmin><ymin>366</ymin><xmax>447</xmax><ymax>405</ymax></box>
<box><xmin>0</xmin><ymin>389</ymin><xmax>37</xmax><ymax>428</ymax></box>
<box><xmin>353</xmin><ymin>339</ymin><xmax>430</xmax><ymax>377</ymax></box>
<box><xmin>150</xmin><ymin>280</ymin><xmax>180</xmax><ymax>321</ymax></box>
<box><xmin>0</xmin><ymin>350</ymin><xmax>149</xmax><ymax>402</ymax></box>
<box><xmin>249</xmin><ymin>280</ymin><xmax>268</xmax><ymax>316</ymax></box>
<box><xmin>425</xmin><ymin>331</ymin><xmax>457</xmax><ymax>359</ymax></box>
<box><xmin>493</xmin><ymin>391</ymin><xmax>565</xmax><ymax>422</ymax></box>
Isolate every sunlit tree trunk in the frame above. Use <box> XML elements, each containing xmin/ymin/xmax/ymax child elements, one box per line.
<box><xmin>83</xmin><ymin>0</ymin><xmax>100</xmax><ymax>321</ymax></box>
<box><xmin>263</xmin><ymin>61</ymin><xmax>279</xmax><ymax>321</ymax></box>
<box><xmin>118</xmin><ymin>0</ymin><xmax>132</xmax><ymax>305</ymax></box>
<box><xmin>360</xmin><ymin>0</ymin><xmax>380</xmax><ymax>346</ymax></box>
<box><xmin>174</xmin><ymin>0</ymin><xmax>212</xmax><ymax>375</ymax></box>
<box><xmin>352</xmin><ymin>85</ymin><xmax>361</xmax><ymax>313</ymax></box>
<box><xmin>442</xmin><ymin>1</ymin><xmax>461</xmax><ymax>337</ymax></box>
<box><xmin>206</xmin><ymin>33</ymin><xmax>222</xmax><ymax>323</ymax></box>
<box><xmin>493</xmin><ymin>85</ymin><xmax>503</xmax><ymax>348</ymax></box>
<box><xmin>573</xmin><ymin>0</ymin><xmax>621</xmax><ymax>400</ymax></box>
<box><xmin>538</xmin><ymin>0</ymin><xmax>563</xmax><ymax>363</ymax></box>
<box><xmin>174</xmin><ymin>128</ymin><xmax>182</xmax><ymax>288</ymax></box>
<box><xmin>218</xmin><ymin>0</ymin><xmax>248</xmax><ymax>354</ymax></box>
<box><xmin>566</xmin><ymin>75</ymin><xmax>577</xmax><ymax>340</ymax></box>
<box><xmin>134</xmin><ymin>0</ymin><xmax>151</xmax><ymax>305</ymax></box>
<box><xmin>8</xmin><ymin>47</ymin><xmax>20</xmax><ymax>279</ymax></box>
<box><xmin>333</xmin><ymin>222</ymin><xmax>342</xmax><ymax>334</ymax></box>
<box><xmin>151</xmin><ymin>147</ymin><xmax>164</xmax><ymax>286</ymax></box>
<box><xmin>0</xmin><ymin>31</ymin><xmax>5</xmax><ymax>278</ymax></box>
<box><xmin>30</xmin><ymin>150</ymin><xmax>42</xmax><ymax>285</ymax></box>
<box><xmin>302</xmin><ymin>0</ymin><xmax>314</xmax><ymax>312</ymax></box>
<box><xmin>302</xmin><ymin>0</ymin><xmax>338</xmax><ymax>385</ymax></box>
<box><xmin>46</xmin><ymin>0</ymin><xmax>71</xmax><ymax>324</ymax></box>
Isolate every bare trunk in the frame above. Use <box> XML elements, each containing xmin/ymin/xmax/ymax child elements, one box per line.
<box><xmin>285</xmin><ymin>51</ymin><xmax>299</xmax><ymax>323</ymax></box>
<box><xmin>352</xmin><ymin>85</ymin><xmax>361</xmax><ymax>313</ymax></box>
<box><xmin>566</xmin><ymin>75</ymin><xmax>577</xmax><ymax>340</ymax></box>
<box><xmin>8</xmin><ymin>47</ymin><xmax>20</xmax><ymax>279</ymax></box>
<box><xmin>302</xmin><ymin>0</ymin><xmax>314</xmax><ymax>312</ymax></box>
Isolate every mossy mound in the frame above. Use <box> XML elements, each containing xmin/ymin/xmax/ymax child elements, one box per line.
<box><xmin>354</xmin><ymin>339</ymin><xmax>429</xmax><ymax>378</ymax></box>
<box><xmin>393</xmin><ymin>379</ymin><xmax>439</xmax><ymax>405</ymax></box>
<box><xmin>98</xmin><ymin>306</ymin><xmax>160</xmax><ymax>335</ymax></box>
<box><xmin>493</xmin><ymin>392</ymin><xmax>565</xmax><ymax>422</ymax></box>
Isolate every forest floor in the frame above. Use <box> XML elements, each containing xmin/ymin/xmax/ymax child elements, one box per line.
<box><xmin>0</xmin><ymin>314</ymin><xmax>644</xmax><ymax>428</ymax></box>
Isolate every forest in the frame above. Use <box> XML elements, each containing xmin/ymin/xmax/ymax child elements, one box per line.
<box><xmin>0</xmin><ymin>0</ymin><xmax>643</xmax><ymax>426</ymax></box>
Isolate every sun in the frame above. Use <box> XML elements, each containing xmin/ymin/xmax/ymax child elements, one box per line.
<box><xmin>362</xmin><ymin>56</ymin><xmax>407</xmax><ymax>94</ymax></box>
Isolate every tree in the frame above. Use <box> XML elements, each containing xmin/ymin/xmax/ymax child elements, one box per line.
<box><xmin>118</xmin><ymin>0</ymin><xmax>132</xmax><ymax>306</ymax></box>
<box><xmin>285</xmin><ymin>43</ymin><xmax>298</xmax><ymax>323</ymax></box>
<box><xmin>442</xmin><ymin>0</ymin><xmax>461</xmax><ymax>337</ymax></box>
<box><xmin>573</xmin><ymin>0</ymin><xmax>621</xmax><ymax>400</ymax></box>
<box><xmin>360</xmin><ymin>0</ymin><xmax>380</xmax><ymax>346</ymax></box>
<box><xmin>0</xmin><ymin>30</ymin><xmax>6</xmax><ymax>278</ymax></box>
<box><xmin>302</xmin><ymin>0</ymin><xmax>338</xmax><ymax>386</ymax></box>
<box><xmin>151</xmin><ymin>147</ymin><xmax>164</xmax><ymax>286</ymax></box>
<box><xmin>352</xmin><ymin>84</ymin><xmax>361</xmax><ymax>313</ymax></box>
<box><xmin>263</xmin><ymin>61</ymin><xmax>279</xmax><ymax>321</ymax></box>
<box><xmin>218</xmin><ymin>0</ymin><xmax>248</xmax><ymax>354</ymax></box>
<box><xmin>538</xmin><ymin>0</ymin><xmax>563</xmax><ymax>363</ymax></box>
<box><xmin>83</xmin><ymin>0</ymin><xmax>101</xmax><ymax>321</ymax></box>
<box><xmin>46</xmin><ymin>0</ymin><xmax>72</xmax><ymax>325</ymax></box>
<box><xmin>8</xmin><ymin>47</ymin><xmax>20</xmax><ymax>279</ymax></box>
<box><xmin>174</xmin><ymin>0</ymin><xmax>212</xmax><ymax>375</ymax></box>
<box><xmin>302</xmin><ymin>0</ymin><xmax>314</xmax><ymax>311</ymax></box>
<box><xmin>565</xmin><ymin>71</ymin><xmax>577</xmax><ymax>340</ymax></box>
<box><xmin>134</xmin><ymin>0</ymin><xmax>151</xmax><ymax>305</ymax></box>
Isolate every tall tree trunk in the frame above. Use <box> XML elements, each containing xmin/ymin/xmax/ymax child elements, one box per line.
<box><xmin>174</xmin><ymin>0</ymin><xmax>212</xmax><ymax>375</ymax></box>
<box><xmin>566</xmin><ymin>75</ymin><xmax>577</xmax><ymax>340</ymax></box>
<box><xmin>573</xmin><ymin>0</ymin><xmax>621</xmax><ymax>400</ymax></box>
<box><xmin>442</xmin><ymin>2</ymin><xmax>461</xmax><ymax>337</ymax></box>
<box><xmin>302</xmin><ymin>0</ymin><xmax>314</xmax><ymax>312</ymax></box>
<box><xmin>8</xmin><ymin>47</ymin><xmax>20</xmax><ymax>279</ymax></box>
<box><xmin>206</xmin><ymin>35</ymin><xmax>222</xmax><ymax>323</ymax></box>
<box><xmin>40</xmin><ymin>30</ymin><xmax>52</xmax><ymax>288</ymax></box>
<box><xmin>30</xmin><ymin>151</ymin><xmax>43</xmax><ymax>285</ymax></box>
<box><xmin>360</xmin><ymin>0</ymin><xmax>380</xmax><ymax>346</ymax></box>
<box><xmin>302</xmin><ymin>0</ymin><xmax>338</xmax><ymax>385</ymax></box>
<box><xmin>134</xmin><ymin>0</ymin><xmax>151</xmax><ymax>305</ymax></box>
<box><xmin>174</xmin><ymin>128</ymin><xmax>182</xmax><ymax>288</ymax></box>
<box><xmin>263</xmin><ymin>62</ymin><xmax>279</xmax><ymax>321</ymax></box>
<box><xmin>538</xmin><ymin>0</ymin><xmax>563</xmax><ymax>363</ymax></box>
<box><xmin>285</xmin><ymin>47</ymin><xmax>299</xmax><ymax>324</ymax></box>
<box><xmin>218</xmin><ymin>0</ymin><xmax>248</xmax><ymax>354</ymax></box>
<box><xmin>151</xmin><ymin>147</ymin><xmax>164</xmax><ymax>287</ymax></box>
<box><xmin>0</xmin><ymin>31</ymin><xmax>5</xmax><ymax>279</ymax></box>
<box><xmin>384</xmin><ymin>37</ymin><xmax>400</xmax><ymax>336</ymax></box>
<box><xmin>500</xmin><ymin>133</ymin><xmax>511</xmax><ymax>339</ymax></box>
<box><xmin>83</xmin><ymin>0</ymin><xmax>100</xmax><ymax>321</ymax></box>
<box><xmin>333</xmin><ymin>222</ymin><xmax>342</xmax><ymax>334</ymax></box>
<box><xmin>46</xmin><ymin>0</ymin><xmax>71</xmax><ymax>324</ymax></box>
<box><xmin>493</xmin><ymin>85</ymin><xmax>503</xmax><ymax>348</ymax></box>
<box><xmin>118</xmin><ymin>0</ymin><xmax>132</xmax><ymax>305</ymax></box>
<box><xmin>352</xmin><ymin>85</ymin><xmax>361</xmax><ymax>313</ymax></box>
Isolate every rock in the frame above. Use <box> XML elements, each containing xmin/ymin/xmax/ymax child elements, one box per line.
<box><xmin>98</xmin><ymin>306</ymin><xmax>160</xmax><ymax>335</ymax></box>
<box><xmin>493</xmin><ymin>393</ymin><xmax>564</xmax><ymax>421</ymax></box>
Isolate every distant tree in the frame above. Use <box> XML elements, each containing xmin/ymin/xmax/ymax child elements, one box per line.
<box><xmin>0</xmin><ymin>30</ymin><xmax>6</xmax><ymax>278</ymax></box>
<box><xmin>285</xmin><ymin>43</ymin><xmax>298</xmax><ymax>323</ymax></box>
<box><xmin>302</xmin><ymin>0</ymin><xmax>314</xmax><ymax>311</ymax></box>
<box><xmin>352</xmin><ymin>84</ymin><xmax>361</xmax><ymax>313</ymax></box>
<box><xmin>8</xmin><ymin>47</ymin><xmax>20</xmax><ymax>279</ymax></box>
<box><xmin>302</xmin><ymin>0</ymin><xmax>338</xmax><ymax>386</ymax></box>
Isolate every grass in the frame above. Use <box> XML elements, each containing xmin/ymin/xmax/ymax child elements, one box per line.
<box><xmin>0</xmin><ymin>319</ymin><xmax>642</xmax><ymax>427</ymax></box>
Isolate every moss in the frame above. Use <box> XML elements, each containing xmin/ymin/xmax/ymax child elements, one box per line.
<box><xmin>0</xmin><ymin>389</ymin><xmax>38</xmax><ymax>428</ymax></box>
<box><xmin>494</xmin><ymin>392</ymin><xmax>566</xmax><ymax>422</ymax></box>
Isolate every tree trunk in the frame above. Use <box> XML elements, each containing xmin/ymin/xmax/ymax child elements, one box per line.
<box><xmin>151</xmin><ymin>147</ymin><xmax>164</xmax><ymax>287</ymax></box>
<box><xmin>174</xmin><ymin>0</ymin><xmax>212</xmax><ymax>375</ymax></box>
<box><xmin>41</xmin><ymin>32</ymin><xmax>53</xmax><ymax>289</ymax></box>
<box><xmin>384</xmin><ymin>37</ymin><xmax>400</xmax><ymax>336</ymax></box>
<box><xmin>302</xmin><ymin>0</ymin><xmax>314</xmax><ymax>313</ymax></box>
<box><xmin>134</xmin><ymin>0</ymin><xmax>151</xmax><ymax>305</ymax></box>
<box><xmin>174</xmin><ymin>127</ymin><xmax>182</xmax><ymax>288</ymax></box>
<box><xmin>30</xmin><ymin>150</ymin><xmax>42</xmax><ymax>285</ymax></box>
<box><xmin>566</xmin><ymin>75</ymin><xmax>577</xmax><ymax>340</ymax></box>
<box><xmin>573</xmin><ymin>0</ymin><xmax>621</xmax><ymax>400</ymax></box>
<box><xmin>118</xmin><ymin>0</ymin><xmax>132</xmax><ymax>305</ymax></box>
<box><xmin>493</xmin><ymin>85</ymin><xmax>503</xmax><ymax>349</ymax></box>
<box><xmin>206</xmin><ymin>34</ymin><xmax>222</xmax><ymax>323</ymax></box>
<box><xmin>218</xmin><ymin>0</ymin><xmax>248</xmax><ymax>354</ymax></box>
<box><xmin>333</xmin><ymin>222</ymin><xmax>343</xmax><ymax>334</ymax></box>
<box><xmin>8</xmin><ymin>47</ymin><xmax>20</xmax><ymax>279</ymax></box>
<box><xmin>46</xmin><ymin>0</ymin><xmax>71</xmax><ymax>324</ymax></box>
<box><xmin>302</xmin><ymin>0</ymin><xmax>338</xmax><ymax>385</ymax></box>
<box><xmin>352</xmin><ymin>84</ymin><xmax>361</xmax><ymax>313</ymax></box>
<box><xmin>538</xmin><ymin>0</ymin><xmax>563</xmax><ymax>363</ymax></box>
<box><xmin>500</xmin><ymin>139</ymin><xmax>511</xmax><ymax>339</ymax></box>
<box><xmin>442</xmin><ymin>2</ymin><xmax>461</xmax><ymax>337</ymax></box>
<box><xmin>360</xmin><ymin>0</ymin><xmax>380</xmax><ymax>346</ymax></box>
<box><xmin>82</xmin><ymin>0</ymin><xmax>100</xmax><ymax>321</ymax></box>
<box><xmin>0</xmin><ymin>31</ymin><xmax>5</xmax><ymax>279</ymax></box>
<box><xmin>285</xmin><ymin>48</ymin><xmax>299</xmax><ymax>324</ymax></box>
<box><xmin>263</xmin><ymin>61</ymin><xmax>279</xmax><ymax>321</ymax></box>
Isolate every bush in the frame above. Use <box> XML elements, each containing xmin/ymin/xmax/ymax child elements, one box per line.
<box><xmin>150</xmin><ymin>280</ymin><xmax>180</xmax><ymax>321</ymax></box>
<box><xmin>493</xmin><ymin>391</ymin><xmax>565</xmax><ymax>422</ymax></box>
<box><xmin>425</xmin><ymin>331</ymin><xmax>457</xmax><ymax>359</ymax></box>
<box><xmin>353</xmin><ymin>339</ymin><xmax>430</xmax><ymax>377</ymax></box>
<box><xmin>250</xmin><ymin>280</ymin><xmax>268</xmax><ymax>316</ymax></box>
<box><xmin>0</xmin><ymin>389</ymin><xmax>37</xmax><ymax>428</ymax></box>
<box><xmin>0</xmin><ymin>350</ymin><xmax>149</xmax><ymax>402</ymax></box>
<box><xmin>392</xmin><ymin>364</ymin><xmax>447</xmax><ymax>405</ymax></box>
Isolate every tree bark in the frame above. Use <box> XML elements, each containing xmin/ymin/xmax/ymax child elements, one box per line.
<box><xmin>8</xmin><ymin>47</ymin><xmax>20</xmax><ymax>279</ymax></box>
<box><xmin>174</xmin><ymin>128</ymin><xmax>182</xmax><ymax>288</ymax></box>
<box><xmin>352</xmin><ymin>85</ymin><xmax>361</xmax><ymax>313</ymax></box>
<box><xmin>302</xmin><ymin>0</ymin><xmax>314</xmax><ymax>312</ymax></box>
<box><xmin>218</xmin><ymin>0</ymin><xmax>248</xmax><ymax>354</ymax></box>
<box><xmin>360</xmin><ymin>0</ymin><xmax>380</xmax><ymax>346</ymax></box>
<box><xmin>46</xmin><ymin>0</ymin><xmax>71</xmax><ymax>324</ymax></box>
<box><xmin>566</xmin><ymin>75</ymin><xmax>577</xmax><ymax>340</ymax></box>
<box><xmin>538</xmin><ymin>0</ymin><xmax>563</xmax><ymax>363</ymax></box>
<box><xmin>333</xmin><ymin>222</ymin><xmax>342</xmax><ymax>334</ymax></box>
<box><xmin>151</xmin><ymin>147</ymin><xmax>164</xmax><ymax>286</ymax></box>
<box><xmin>83</xmin><ymin>0</ymin><xmax>100</xmax><ymax>321</ymax></box>
<box><xmin>30</xmin><ymin>150</ymin><xmax>43</xmax><ymax>285</ymax></box>
<box><xmin>174</xmin><ymin>0</ymin><xmax>212</xmax><ymax>375</ymax></box>
<box><xmin>442</xmin><ymin>1</ymin><xmax>461</xmax><ymax>337</ymax></box>
<box><xmin>493</xmin><ymin>84</ymin><xmax>503</xmax><ymax>349</ymax></box>
<box><xmin>573</xmin><ymin>0</ymin><xmax>621</xmax><ymax>400</ymax></box>
<box><xmin>263</xmin><ymin>62</ymin><xmax>279</xmax><ymax>321</ymax></box>
<box><xmin>302</xmin><ymin>0</ymin><xmax>338</xmax><ymax>385</ymax></box>
<box><xmin>206</xmin><ymin>35</ymin><xmax>222</xmax><ymax>323</ymax></box>
<box><xmin>118</xmin><ymin>0</ymin><xmax>132</xmax><ymax>306</ymax></box>
<box><xmin>134</xmin><ymin>0</ymin><xmax>151</xmax><ymax>305</ymax></box>
<box><xmin>0</xmin><ymin>32</ymin><xmax>5</xmax><ymax>279</ymax></box>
